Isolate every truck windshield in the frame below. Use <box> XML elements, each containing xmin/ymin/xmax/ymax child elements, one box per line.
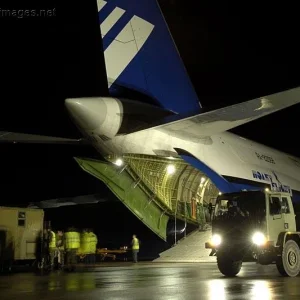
<box><xmin>214</xmin><ymin>191</ymin><xmax>266</xmax><ymax>221</ymax></box>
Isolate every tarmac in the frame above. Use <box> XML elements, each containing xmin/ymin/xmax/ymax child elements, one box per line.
<box><xmin>1</xmin><ymin>262</ymin><xmax>299</xmax><ymax>299</ymax></box>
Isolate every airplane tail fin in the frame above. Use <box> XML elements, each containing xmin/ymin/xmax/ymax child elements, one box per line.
<box><xmin>96</xmin><ymin>0</ymin><xmax>201</xmax><ymax>115</ymax></box>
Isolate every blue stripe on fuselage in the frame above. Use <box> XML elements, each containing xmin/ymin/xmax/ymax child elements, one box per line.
<box><xmin>175</xmin><ymin>148</ymin><xmax>300</xmax><ymax>204</ymax></box>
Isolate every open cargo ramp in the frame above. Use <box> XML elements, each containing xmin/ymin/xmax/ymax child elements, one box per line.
<box><xmin>153</xmin><ymin>227</ymin><xmax>216</xmax><ymax>263</ymax></box>
<box><xmin>75</xmin><ymin>157</ymin><xmax>169</xmax><ymax>240</ymax></box>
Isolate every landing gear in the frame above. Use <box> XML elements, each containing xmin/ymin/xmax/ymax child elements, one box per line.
<box><xmin>276</xmin><ymin>240</ymin><xmax>300</xmax><ymax>277</ymax></box>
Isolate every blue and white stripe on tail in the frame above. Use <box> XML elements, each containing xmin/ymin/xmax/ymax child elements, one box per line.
<box><xmin>96</xmin><ymin>0</ymin><xmax>201</xmax><ymax>115</ymax></box>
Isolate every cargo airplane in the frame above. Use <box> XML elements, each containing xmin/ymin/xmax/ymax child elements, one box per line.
<box><xmin>1</xmin><ymin>0</ymin><xmax>300</xmax><ymax>238</ymax></box>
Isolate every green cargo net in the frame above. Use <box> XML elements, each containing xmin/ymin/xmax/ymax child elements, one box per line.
<box><xmin>74</xmin><ymin>157</ymin><xmax>169</xmax><ymax>240</ymax></box>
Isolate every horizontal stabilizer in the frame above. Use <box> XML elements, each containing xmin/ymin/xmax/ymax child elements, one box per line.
<box><xmin>0</xmin><ymin>131</ymin><xmax>86</xmax><ymax>145</ymax></box>
<box><xmin>138</xmin><ymin>86</ymin><xmax>300</xmax><ymax>139</ymax></box>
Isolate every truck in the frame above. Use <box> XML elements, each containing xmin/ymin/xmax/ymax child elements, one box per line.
<box><xmin>0</xmin><ymin>206</ymin><xmax>44</xmax><ymax>271</ymax></box>
<box><xmin>205</xmin><ymin>190</ymin><xmax>300</xmax><ymax>277</ymax></box>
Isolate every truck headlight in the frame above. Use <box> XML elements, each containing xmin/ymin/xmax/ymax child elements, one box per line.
<box><xmin>211</xmin><ymin>234</ymin><xmax>222</xmax><ymax>246</ymax></box>
<box><xmin>252</xmin><ymin>232</ymin><xmax>266</xmax><ymax>246</ymax></box>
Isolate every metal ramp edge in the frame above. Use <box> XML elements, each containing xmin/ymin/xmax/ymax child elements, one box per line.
<box><xmin>153</xmin><ymin>228</ymin><xmax>216</xmax><ymax>262</ymax></box>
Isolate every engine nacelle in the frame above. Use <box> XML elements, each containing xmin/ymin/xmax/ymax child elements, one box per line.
<box><xmin>91</xmin><ymin>97</ymin><xmax>124</xmax><ymax>139</ymax></box>
<box><xmin>65</xmin><ymin>96</ymin><xmax>174</xmax><ymax>140</ymax></box>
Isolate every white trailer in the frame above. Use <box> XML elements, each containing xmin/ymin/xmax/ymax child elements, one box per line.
<box><xmin>0</xmin><ymin>206</ymin><xmax>44</xmax><ymax>269</ymax></box>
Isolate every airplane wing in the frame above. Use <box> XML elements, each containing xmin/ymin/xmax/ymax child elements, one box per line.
<box><xmin>2</xmin><ymin>87</ymin><xmax>300</xmax><ymax>144</ymax></box>
<box><xmin>0</xmin><ymin>131</ymin><xmax>86</xmax><ymax>145</ymax></box>
<box><xmin>136</xmin><ymin>86</ymin><xmax>300</xmax><ymax>140</ymax></box>
<box><xmin>28</xmin><ymin>194</ymin><xmax>109</xmax><ymax>209</ymax></box>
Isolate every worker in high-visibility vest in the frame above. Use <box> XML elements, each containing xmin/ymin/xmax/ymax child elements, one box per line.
<box><xmin>87</xmin><ymin>229</ymin><xmax>98</xmax><ymax>264</ymax></box>
<box><xmin>48</xmin><ymin>228</ymin><xmax>56</xmax><ymax>270</ymax></box>
<box><xmin>131</xmin><ymin>234</ymin><xmax>140</xmax><ymax>263</ymax></box>
<box><xmin>64</xmin><ymin>227</ymin><xmax>80</xmax><ymax>271</ymax></box>
<box><xmin>79</xmin><ymin>229</ymin><xmax>90</xmax><ymax>263</ymax></box>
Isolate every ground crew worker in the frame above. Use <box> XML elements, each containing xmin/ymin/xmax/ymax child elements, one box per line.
<box><xmin>87</xmin><ymin>229</ymin><xmax>98</xmax><ymax>264</ymax></box>
<box><xmin>48</xmin><ymin>228</ymin><xmax>56</xmax><ymax>270</ymax></box>
<box><xmin>42</xmin><ymin>229</ymin><xmax>50</xmax><ymax>263</ymax></box>
<box><xmin>79</xmin><ymin>229</ymin><xmax>90</xmax><ymax>264</ymax></box>
<box><xmin>197</xmin><ymin>202</ymin><xmax>206</xmax><ymax>230</ymax></box>
<box><xmin>131</xmin><ymin>234</ymin><xmax>140</xmax><ymax>263</ymax></box>
<box><xmin>208</xmin><ymin>202</ymin><xmax>213</xmax><ymax>222</ymax></box>
<box><xmin>64</xmin><ymin>227</ymin><xmax>80</xmax><ymax>271</ymax></box>
<box><xmin>56</xmin><ymin>230</ymin><xmax>64</xmax><ymax>269</ymax></box>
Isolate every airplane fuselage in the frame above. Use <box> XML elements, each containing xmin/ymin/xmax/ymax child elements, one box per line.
<box><xmin>64</xmin><ymin>96</ymin><xmax>300</xmax><ymax>199</ymax></box>
<box><xmin>87</xmin><ymin>123</ymin><xmax>300</xmax><ymax>197</ymax></box>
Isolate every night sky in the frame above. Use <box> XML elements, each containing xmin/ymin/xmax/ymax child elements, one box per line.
<box><xmin>0</xmin><ymin>0</ymin><xmax>299</xmax><ymax>253</ymax></box>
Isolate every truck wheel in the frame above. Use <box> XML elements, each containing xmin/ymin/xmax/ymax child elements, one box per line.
<box><xmin>217</xmin><ymin>254</ymin><xmax>242</xmax><ymax>277</ymax></box>
<box><xmin>276</xmin><ymin>240</ymin><xmax>300</xmax><ymax>277</ymax></box>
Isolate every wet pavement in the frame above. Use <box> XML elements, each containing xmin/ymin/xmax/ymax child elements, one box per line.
<box><xmin>0</xmin><ymin>262</ymin><xmax>299</xmax><ymax>299</ymax></box>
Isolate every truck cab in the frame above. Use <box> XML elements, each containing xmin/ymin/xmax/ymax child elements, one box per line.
<box><xmin>205</xmin><ymin>190</ymin><xmax>300</xmax><ymax>277</ymax></box>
